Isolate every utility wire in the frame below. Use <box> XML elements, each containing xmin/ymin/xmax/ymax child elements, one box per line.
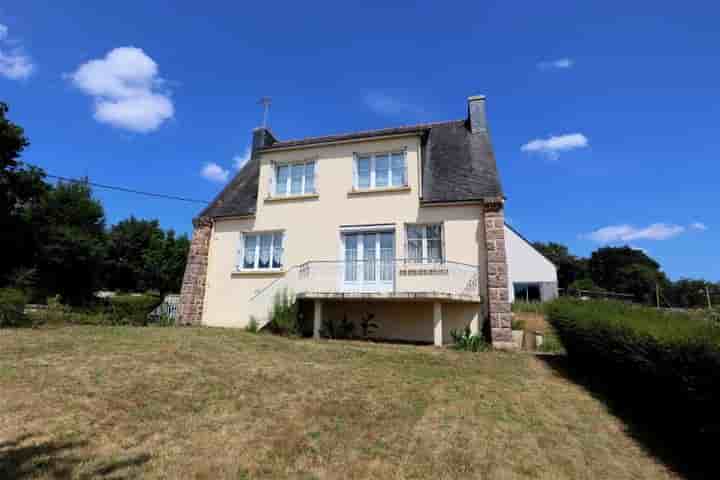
<box><xmin>23</xmin><ymin>163</ymin><xmax>212</xmax><ymax>205</ymax></box>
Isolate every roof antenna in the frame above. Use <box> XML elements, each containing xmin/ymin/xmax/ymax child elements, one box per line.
<box><xmin>258</xmin><ymin>97</ymin><xmax>272</xmax><ymax>128</ymax></box>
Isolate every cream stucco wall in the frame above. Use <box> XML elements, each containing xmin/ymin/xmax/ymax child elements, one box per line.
<box><xmin>201</xmin><ymin>134</ymin><xmax>487</xmax><ymax>342</ymax></box>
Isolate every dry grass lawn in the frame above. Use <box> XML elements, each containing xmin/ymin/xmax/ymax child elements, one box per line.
<box><xmin>0</xmin><ymin>327</ymin><xmax>680</xmax><ymax>479</ymax></box>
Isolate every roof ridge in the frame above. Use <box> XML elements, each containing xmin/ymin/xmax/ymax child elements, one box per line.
<box><xmin>264</xmin><ymin>119</ymin><xmax>464</xmax><ymax>148</ymax></box>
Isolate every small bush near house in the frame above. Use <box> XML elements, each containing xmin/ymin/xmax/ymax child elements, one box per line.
<box><xmin>511</xmin><ymin>318</ymin><xmax>526</xmax><ymax>331</ymax></box>
<box><xmin>321</xmin><ymin>314</ymin><xmax>355</xmax><ymax>339</ymax></box>
<box><xmin>450</xmin><ymin>327</ymin><xmax>489</xmax><ymax>352</ymax></box>
<box><xmin>266</xmin><ymin>289</ymin><xmax>299</xmax><ymax>336</ymax></box>
<box><xmin>0</xmin><ymin>288</ymin><xmax>30</xmax><ymax>328</ymax></box>
<box><xmin>546</xmin><ymin>299</ymin><xmax>720</xmax><ymax>436</ymax></box>
<box><xmin>358</xmin><ymin>312</ymin><xmax>378</xmax><ymax>339</ymax></box>
<box><xmin>245</xmin><ymin>316</ymin><xmax>259</xmax><ymax>333</ymax></box>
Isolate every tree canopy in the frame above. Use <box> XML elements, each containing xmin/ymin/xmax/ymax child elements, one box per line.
<box><xmin>0</xmin><ymin>102</ymin><xmax>189</xmax><ymax>305</ymax></box>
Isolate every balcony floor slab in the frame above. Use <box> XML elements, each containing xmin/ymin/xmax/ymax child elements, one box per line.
<box><xmin>296</xmin><ymin>291</ymin><xmax>482</xmax><ymax>303</ymax></box>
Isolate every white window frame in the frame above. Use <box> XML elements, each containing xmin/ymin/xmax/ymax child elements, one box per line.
<box><xmin>274</xmin><ymin>160</ymin><xmax>316</xmax><ymax>196</ymax></box>
<box><xmin>353</xmin><ymin>151</ymin><xmax>407</xmax><ymax>190</ymax></box>
<box><xmin>405</xmin><ymin>223</ymin><xmax>444</xmax><ymax>264</ymax></box>
<box><xmin>238</xmin><ymin>231</ymin><xmax>285</xmax><ymax>271</ymax></box>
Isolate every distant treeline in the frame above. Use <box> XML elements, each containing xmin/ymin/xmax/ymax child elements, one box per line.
<box><xmin>533</xmin><ymin>241</ymin><xmax>718</xmax><ymax>308</ymax></box>
<box><xmin>2</xmin><ymin>102</ymin><xmax>189</xmax><ymax>305</ymax></box>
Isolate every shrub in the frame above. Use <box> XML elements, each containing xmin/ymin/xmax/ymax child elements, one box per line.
<box><xmin>511</xmin><ymin>318</ymin><xmax>526</xmax><ymax>331</ymax></box>
<box><xmin>321</xmin><ymin>314</ymin><xmax>355</xmax><ymax>339</ymax></box>
<box><xmin>566</xmin><ymin>278</ymin><xmax>601</xmax><ymax>296</ymax></box>
<box><xmin>107</xmin><ymin>294</ymin><xmax>163</xmax><ymax>326</ymax></box>
<box><xmin>245</xmin><ymin>316</ymin><xmax>259</xmax><ymax>333</ymax></box>
<box><xmin>267</xmin><ymin>289</ymin><xmax>299</xmax><ymax>336</ymax></box>
<box><xmin>450</xmin><ymin>327</ymin><xmax>489</xmax><ymax>352</ymax></box>
<box><xmin>358</xmin><ymin>312</ymin><xmax>378</xmax><ymax>339</ymax></box>
<box><xmin>537</xmin><ymin>331</ymin><xmax>564</xmax><ymax>353</ymax></box>
<box><xmin>546</xmin><ymin>299</ymin><xmax>720</xmax><ymax>434</ymax></box>
<box><xmin>0</xmin><ymin>288</ymin><xmax>30</xmax><ymax>328</ymax></box>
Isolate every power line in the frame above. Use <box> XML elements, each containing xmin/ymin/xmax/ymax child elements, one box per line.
<box><xmin>23</xmin><ymin>163</ymin><xmax>212</xmax><ymax>205</ymax></box>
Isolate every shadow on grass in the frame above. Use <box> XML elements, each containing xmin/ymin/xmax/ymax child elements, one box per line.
<box><xmin>540</xmin><ymin>355</ymin><xmax>717</xmax><ymax>480</ymax></box>
<box><xmin>0</xmin><ymin>434</ymin><xmax>150</xmax><ymax>479</ymax></box>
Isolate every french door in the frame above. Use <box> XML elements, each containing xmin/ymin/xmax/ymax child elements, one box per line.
<box><xmin>342</xmin><ymin>231</ymin><xmax>394</xmax><ymax>292</ymax></box>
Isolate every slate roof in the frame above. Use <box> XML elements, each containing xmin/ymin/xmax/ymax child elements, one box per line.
<box><xmin>421</xmin><ymin>120</ymin><xmax>503</xmax><ymax>203</ymax></box>
<box><xmin>200</xmin><ymin>118</ymin><xmax>503</xmax><ymax>219</ymax></box>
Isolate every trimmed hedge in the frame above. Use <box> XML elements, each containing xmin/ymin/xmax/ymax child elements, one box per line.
<box><xmin>546</xmin><ymin>299</ymin><xmax>720</xmax><ymax>434</ymax></box>
<box><xmin>107</xmin><ymin>294</ymin><xmax>163</xmax><ymax>326</ymax></box>
<box><xmin>27</xmin><ymin>294</ymin><xmax>164</xmax><ymax>327</ymax></box>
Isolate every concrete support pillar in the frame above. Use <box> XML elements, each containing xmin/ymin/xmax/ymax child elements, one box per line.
<box><xmin>313</xmin><ymin>300</ymin><xmax>323</xmax><ymax>339</ymax></box>
<box><xmin>470</xmin><ymin>309</ymin><xmax>480</xmax><ymax>336</ymax></box>
<box><xmin>433</xmin><ymin>302</ymin><xmax>443</xmax><ymax>346</ymax></box>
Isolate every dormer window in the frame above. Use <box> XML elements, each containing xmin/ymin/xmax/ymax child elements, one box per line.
<box><xmin>353</xmin><ymin>151</ymin><xmax>406</xmax><ymax>190</ymax></box>
<box><xmin>275</xmin><ymin>161</ymin><xmax>315</xmax><ymax>196</ymax></box>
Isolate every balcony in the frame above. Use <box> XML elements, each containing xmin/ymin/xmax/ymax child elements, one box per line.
<box><xmin>249</xmin><ymin>259</ymin><xmax>483</xmax><ymax>307</ymax></box>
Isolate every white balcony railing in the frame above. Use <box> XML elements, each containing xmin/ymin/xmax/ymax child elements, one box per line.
<box><xmin>247</xmin><ymin>260</ymin><xmax>482</xmax><ymax>327</ymax></box>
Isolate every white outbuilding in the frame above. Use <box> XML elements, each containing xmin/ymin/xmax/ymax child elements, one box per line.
<box><xmin>505</xmin><ymin>224</ymin><xmax>559</xmax><ymax>302</ymax></box>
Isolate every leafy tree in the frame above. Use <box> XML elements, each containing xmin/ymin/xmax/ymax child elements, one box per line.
<box><xmin>143</xmin><ymin>229</ymin><xmax>190</xmax><ymax>294</ymax></box>
<box><xmin>30</xmin><ymin>181</ymin><xmax>107</xmax><ymax>305</ymax></box>
<box><xmin>104</xmin><ymin>217</ymin><xmax>189</xmax><ymax>294</ymax></box>
<box><xmin>0</xmin><ymin>102</ymin><xmax>49</xmax><ymax>285</ymax></box>
<box><xmin>589</xmin><ymin>246</ymin><xmax>666</xmax><ymax>303</ymax></box>
<box><xmin>532</xmin><ymin>241</ymin><xmax>589</xmax><ymax>290</ymax></box>
<box><xmin>105</xmin><ymin>217</ymin><xmax>164</xmax><ymax>292</ymax></box>
<box><xmin>567</xmin><ymin>278</ymin><xmax>602</xmax><ymax>296</ymax></box>
<box><xmin>665</xmin><ymin>279</ymin><xmax>716</xmax><ymax>309</ymax></box>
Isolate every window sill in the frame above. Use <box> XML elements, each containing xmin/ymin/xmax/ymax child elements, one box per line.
<box><xmin>265</xmin><ymin>193</ymin><xmax>319</xmax><ymax>203</ymax></box>
<box><xmin>232</xmin><ymin>269</ymin><xmax>286</xmax><ymax>277</ymax></box>
<box><xmin>347</xmin><ymin>185</ymin><xmax>411</xmax><ymax>196</ymax></box>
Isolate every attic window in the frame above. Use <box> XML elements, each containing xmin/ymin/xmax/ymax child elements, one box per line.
<box><xmin>353</xmin><ymin>152</ymin><xmax>406</xmax><ymax>189</ymax></box>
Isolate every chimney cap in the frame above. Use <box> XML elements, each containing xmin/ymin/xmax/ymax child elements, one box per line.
<box><xmin>467</xmin><ymin>95</ymin><xmax>486</xmax><ymax>102</ymax></box>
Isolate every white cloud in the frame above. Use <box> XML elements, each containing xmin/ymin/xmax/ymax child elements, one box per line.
<box><xmin>585</xmin><ymin>223</ymin><xmax>685</xmax><ymax>243</ymax></box>
<box><xmin>690</xmin><ymin>222</ymin><xmax>708</xmax><ymax>231</ymax></box>
<box><xmin>538</xmin><ymin>58</ymin><xmax>574</xmax><ymax>70</ymax></box>
<box><xmin>521</xmin><ymin>133</ymin><xmax>588</xmax><ymax>159</ymax></box>
<box><xmin>0</xmin><ymin>24</ymin><xmax>35</xmax><ymax>80</ymax></box>
<box><xmin>233</xmin><ymin>147</ymin><xmax>252</xmax><ymax>170</ymax></box>
<box><xmin>68</xmin><ymin>47</ymin><xmax>173</xmax><ymax>132</ymax></box>
<box><xmin>363</xmin><ymin>92</ymin><xmax>423</xmax><ymax>117</ymax></box>
<box><xmin>201</xmin><ymin>162</ymin><xmax>229</xmax><ymax>183</ymax></box>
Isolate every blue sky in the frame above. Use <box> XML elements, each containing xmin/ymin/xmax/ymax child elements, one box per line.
<box><xmin>2</xmin><ymin>1</ymin><xmax>718</xmax><ymax>281</ymax></box>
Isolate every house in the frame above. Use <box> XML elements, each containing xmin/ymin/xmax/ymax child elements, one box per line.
<box><xmin>178</xmin><ymin>95</ymin><xmax>515</xmax><ymax>348</ymax></box>
<box><xmin>504</xmin><ymin>224</ymin><xmax>558</xmax><ymax>302</ymax></box>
